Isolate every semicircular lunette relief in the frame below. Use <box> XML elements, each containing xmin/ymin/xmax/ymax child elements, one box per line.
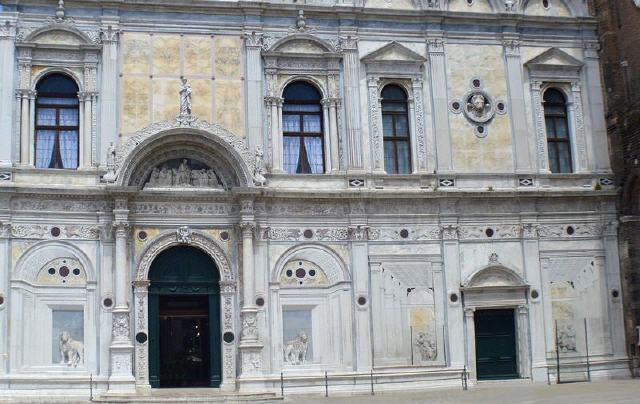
<box><xmin>143</xmin><ymin>158</ymin><xmax>224</xmax><ymax>190</ymax></box>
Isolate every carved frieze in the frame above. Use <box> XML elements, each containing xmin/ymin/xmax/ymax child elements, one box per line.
<box><xmin>537</xmin><ymin>224</ymin><xmax>603</xmax><ymax>238</ymax></box>
<box><xmin>11</xmin><ymin>224</ymin><xmax>100</xmax><ymax>240</ymax></box>
<box><xmin>368</xmin><ymin>226</ymin><xmax>441</xmax><ymax>241</ymax></box>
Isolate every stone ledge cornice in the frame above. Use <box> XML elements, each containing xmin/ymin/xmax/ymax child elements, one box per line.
<box><xmin>9</xmin><ymin>1</ymin><xmax>597</xmax><ymax>31</ymax></box>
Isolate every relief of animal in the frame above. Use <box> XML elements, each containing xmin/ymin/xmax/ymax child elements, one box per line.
<box><xmin>283</xmin><ymin>332</ymin><xmax>309</xmax><ymax>365</ymax></box>
<box><xmin>59</xmin><ymin>331</ymin><xmax>84</xmax><ymax>367</ymax></box>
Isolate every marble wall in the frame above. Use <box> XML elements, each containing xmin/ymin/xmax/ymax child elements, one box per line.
<box><xmin>120</xmin><ymin>33</ymin><xmax>245</xmax><ymax>137</ymax></box>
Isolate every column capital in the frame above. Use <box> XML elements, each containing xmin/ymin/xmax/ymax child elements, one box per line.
<box><xmin>441</xmin><ymin>224</ymin><xmax>459</xmax><ymax>240</ymax></box>
<box><xmin>464</xmin><ymin>307</ymin><xmax>476</xmax><ymax>317</ymax></box>
<box><xmin>530</xmin><ymin>80</ymin><xmax>544</xmax><ymax>91</ymax></box>
<box><xmin>338</xmin><ymin>35</ymin><xmax>358</xmax><ymax>51</ymax></box>
<box><xmin>348</xmin><ymin>225</ymin><xmax>369</xmax><ymax>241</ymax></box>
<box><xmin>113</xmin><ymin>221</ymin><xmax>130</xmax><ymax>237</ymax></box>
<box><xmin>0</xmin><ymin>21</ymin><xmax>17</xmax><ymax>40</ymax></box>
<box><xmin>243</xmin><ymin>31</ymin><xmax>264</xmax><ymax>49</ymax></box>
<box><xmin>521</xmin><ymin>223</ymin><xmax>538</xmax><ymax>239</ymax></box>
<box><xmin>367</xmin><ymin>75</ymin><xmax>380</xmax><ymax>87</ymax></box>
<box><xmin>503</xmin><ymin>39</ymin><xmax>521</xmax><ymax>57</ymax></box>
<box><xmin>427</xmin><ymin>38</ymin><xmax>445</xmax><ymax>54</ymax></box>
<box><xmin>133</xmin><ymin>280</ymin><xmax>151</xmax><ymax>291</ymax></box>
<box><xmin>0</xmin><ymin>222</ymin><xmax>11</xmax><ymax>239</ymax></box>
<box><xmin>239</xmin><ymin>222</ymin><xmax>256</xmax><ymax>236</ymax></box>
<box><xmin>100</xmin><ymin>25</ymin><xmax>121</xmax><ymax>44</ymax></box>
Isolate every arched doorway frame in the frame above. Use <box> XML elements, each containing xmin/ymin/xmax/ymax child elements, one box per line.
<box><xmin>132</xmin><ymin>228</ymin><xmax>237</xmax><ymax>391</ymax></box>
<box><xmin>461</xmin><ymin>258</ymin><xmax>531</xmax><ymax>381</ymax></box>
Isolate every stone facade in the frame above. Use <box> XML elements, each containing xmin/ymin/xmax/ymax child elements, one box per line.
<box><xmin>0</xmin><ymin>0</ymin><xmax>630</xmax><ymax>399</ymax></box>
<box><xmin>595</xmin><ymin>0</ymin><xmax>640</xmax><ymax>357</ymax></box>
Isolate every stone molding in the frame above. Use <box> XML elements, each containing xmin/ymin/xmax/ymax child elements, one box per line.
<box><xmin>135</xmin><ymin>228</ymin><xmax>235</xmax><ymax>283</ymax></box>
<box><xmin>111</xmin><ymin>121</ymin><xmax>254</xmax><ymax>188</ymax></box>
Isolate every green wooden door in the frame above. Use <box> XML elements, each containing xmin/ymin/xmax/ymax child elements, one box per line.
<box><xmin>148</xmin><ymin>246</ymin><xmax>221</xmax><ymax>388</ymax></box>
<box><xmin>474</xmin><ymin>309</ymin><xmax>518</xmax><ymax>380</ymax></box>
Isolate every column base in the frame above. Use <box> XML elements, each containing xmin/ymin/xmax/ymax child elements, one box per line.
<box><xmin>239</xmin><ymin>343</ymin><xmax>264</xmax><ymax>377</ymax></box>
<box><xmin>108</xmin><ymin>344</ymin><xmax>135</xmax><ymax>393</ymax></box>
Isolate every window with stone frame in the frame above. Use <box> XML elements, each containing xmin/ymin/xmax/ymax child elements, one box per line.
<box><xmin>34</xmin><ymin>74</ymin><xmax>80</xmax><ymax>169</ymax></box>
<box><xmin>381</xmin><ymin>84</ymin><xmax>412</xmax><ymax>174</ymax></box>
<box><xmin>282</xmin><ymin>81</ymin><xmax>325</xmax><ymax>174</ymax></box>
<box><xmin>543</xmin><ymin>88</ymin><xmax>572</xmax><ymax>173</ymax></box>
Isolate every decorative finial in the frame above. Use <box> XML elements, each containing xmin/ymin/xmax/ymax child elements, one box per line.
<box><xmin>296</xmin><ymin>9</ymin><xmax>307</xmax><ymax>31</ymax></box>
<box><xmin>504</xmin><ymin>0</ymin><xmax>516</xmax><ymax>12</ymax></box>
<box><xmin>55</xmin><ymin>0</ymin><xmax>66</xmax><ymax>20</ymax></box>
<box><xmin>489</xmin><ymin>253</ymin><xmax>499</xmax><ymax>264</ymax></box>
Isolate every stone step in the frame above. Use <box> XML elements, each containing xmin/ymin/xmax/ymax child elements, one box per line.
<box><xmin>93</xmin><ymin>390</ymin><xmax>280</xmax><ymax>404</ymax></box>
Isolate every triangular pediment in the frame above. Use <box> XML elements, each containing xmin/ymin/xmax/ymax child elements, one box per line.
<box><xmin>525</xmin><ymin>47</ymin><xmax>584</xmax><ymax>69</ymax></box>
<box><xmin>362</xmin><ymin>41</ymin><xmax>426</xmax><ymax>64</ymax></box>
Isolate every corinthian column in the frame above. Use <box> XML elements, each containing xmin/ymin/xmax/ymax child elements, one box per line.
<box><xmin>237</xmin><ymin>195</ymin><xmax>263</xmax><ymax>378</ymax></box>
<box><xmin>240</xmin><ymin>222</ymin><xmax>258</xmax><ymax>343</ymax></box>
<box><xmin>108</xmin><ymin>199</ymin><xmax>135</xmax><ymax>392</ymax></box>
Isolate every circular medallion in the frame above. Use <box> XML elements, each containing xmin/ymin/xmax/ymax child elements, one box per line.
<box><xmin>136</xmin><ymin>332</ymin><xmax>148</xmax><ymax>344</ymax></box>
<box><xmin>463</xmin><ymin>89</ymin><xmax>495</xmax><ymax>124</ymax></box>
<box><xmin>223</xmin><ymin>332</ymin><xmax>235</xmax><ymax>343</ymax></box>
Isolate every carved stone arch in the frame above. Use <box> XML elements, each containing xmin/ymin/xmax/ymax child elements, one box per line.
<box><xmin>377</xmin><ymin>79</ymin><xmax>413</xmax><ymax>100</ymax></box>
<box><xmin>521</xmin><ymin>0</ymin><xmax>587</xmax><ymax>17</ymax></box>
<box><xmin>622</xmin><ymin>170</ymin><xmax>640</xmax><ymax>216</ymax></box>
<box><xmin>31</xmin><ymin>67</ymin><xmax>83</xmax><ymax>92</ymax></box>
<box><xmin>24</xmin><ymin>24</ymin><xmax>96</xmax><ymax>45</ymax></box>
<box><xmin>13</xmin><ymin>240</ymin><xmax>96</xmax><ymax>284</ymax></box>
<box><xmin>114</xmin><ymin>124</ymin><xmax>255</xmax><ymax>189</ymax></box>
<box><xmin>135</xmin><ymin>229</ymin><xmax>234</xmax><ymax>284</ymax></box>
<box><xmin>272</xmin><ymin>243</ymin><xmax>350</xmax><ymax>285</ymax></box>
<box><xmin>280</xmin><ymin>76</ymin><xmax>328</xmax><ymax>100</ymax></box>
<box><xmin>447</xmin><ymin>0</ymin><xmax>495</xmax><ymax>13</ymax></box>
<box><xmin>268</xmin><ymin>33</ymin><xmax>337</xmax><ymax>55</ymax></box>
<box><xmin>462</xmin><ymin>264</ymin><xmax>527</xmax><ymax>289</ymax></box>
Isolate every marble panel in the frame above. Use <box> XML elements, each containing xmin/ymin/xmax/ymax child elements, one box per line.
<box><xmin>191</xmin><ymin>78</ymin><xmax>213</xmax><ymax>123</ymax></box>
<box><xmin>215</xmin><ymin>80</ymin><xmax>244</xmax><ymax>136</ymax></box>
<box><xmin>152</xmin><ymin>77</ymin><xmax>181</xmax><ymax>123</ymax></box>
<box><xmin>33</xmin><ymin>30</ymin><xmax>84</xmax><ymax>46</ymax></box>
<box><xmin>214</xmin><ymin>36</ymin><xmax>242</xmax><ymax>79</ymax></box>
<box><xmin>122</xmin><ymin>33</ymin><xmax>151</xmax><ymax>75</ymax></box>
<box><xmin>122</xmin><ymin>76</ymin><xmax>151</xmax><ymax>134</ymax></box>
<box><xmin>152</xmin><ymin>35</ymin><xmax>181</xmax><ymax>76</ymax></box>
<box><xmin>447</xmin><ymin>44</ymin><xmax>513</xmax><ymax>172</ymax></box>
<box><xmin>184</xmin><ymin>36</ymin><xmax>213</xmax><ymax>76</ymax></box>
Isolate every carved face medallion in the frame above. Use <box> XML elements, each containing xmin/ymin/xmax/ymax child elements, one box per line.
<box><xmin>463</xmin><ymin>89</ymin><xmax>495</xmax><ymax>124</ymax></box>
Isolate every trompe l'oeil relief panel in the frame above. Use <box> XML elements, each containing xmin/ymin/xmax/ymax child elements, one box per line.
<box><xmin>120</xmin><ymin>33</ymin><xmax>245</xmax><ymax>137</ymax></box>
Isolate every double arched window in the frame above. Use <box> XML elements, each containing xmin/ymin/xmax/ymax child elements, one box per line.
<box><xmin>282</xmin><ymin>81</ymin><xmax>324</xmax><ymax>174</ymax></box>
<box><xmin>543</xmin><ymin>88</ymin><xmax>572</xmax><ymax>173</ymax></box>
<box><xmin>381</xmin><ymin>85</ymin><xmax>411</xmax><ymax>174</ymax></box>
<box><xmin>35</xmin><ymin>74</ymin><xmax>79</xmax><ymax>169</ymax></box>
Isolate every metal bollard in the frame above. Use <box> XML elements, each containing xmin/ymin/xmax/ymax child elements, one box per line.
<box><xmin>280</xmin><ymin>371</ymin><xmax>284</xmax><ymax>397</ymax></box>
<box><xmin>325</xmin><ymin>371</ymin><xmax>328</xmax><ymax>397</ymax></box>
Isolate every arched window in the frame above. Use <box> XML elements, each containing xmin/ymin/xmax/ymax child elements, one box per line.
<box><xmin>381</xmin><ymin>85</ymin><xmax>411</xmax><ymax>174</ymax></box>
<box><xmin>35</xmin><ymin>74</ymin><xmax>79</xmax><ymax>169</ymax></box>
<box><xmin>282</xmin><ymin>81</ymin><xmax>324</xmax><ymax>174</ymax></box>
<box><xmin>543</xmin><ymin>88</ymin><xmax>572</xmax><ymax>173</ymax></box>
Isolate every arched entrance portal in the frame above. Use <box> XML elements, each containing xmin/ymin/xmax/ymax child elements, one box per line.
<box><xmin>148</xmin><ymin>246</ymin><xmax>221</xmax><ymax>388</ymax></box>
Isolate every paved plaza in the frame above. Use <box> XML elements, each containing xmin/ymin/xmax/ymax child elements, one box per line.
<box><xmin>276</xmin><ymin>379</ymin><xmax>640</xmax><ymax>404</ymax></box>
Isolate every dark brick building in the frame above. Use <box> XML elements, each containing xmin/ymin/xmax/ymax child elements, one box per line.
<box><xmin>596</xmin><ymin>0</ymin><xmax>640</xmax><ymax>355</ymax></box>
